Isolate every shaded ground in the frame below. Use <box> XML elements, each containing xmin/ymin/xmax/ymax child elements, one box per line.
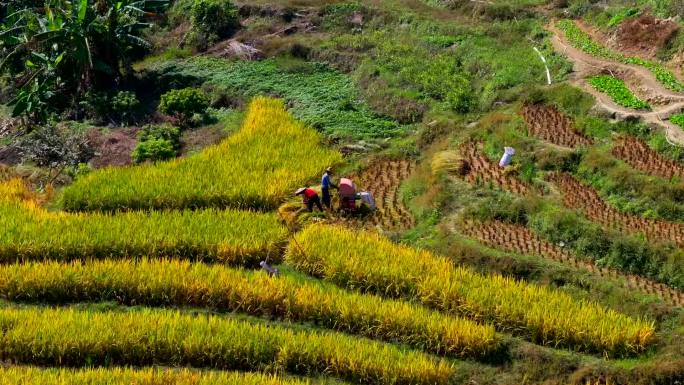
<box><xmin>86</xmin><ymin>128</ymin><xmax>139</xmax><ymax>169</ymax></box>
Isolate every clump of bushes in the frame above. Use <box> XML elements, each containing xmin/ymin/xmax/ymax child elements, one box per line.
<box><xmin>159</xmin><ymin>87</ymin><xmax>210</xmax><ymax>127</ymax></box>
<box><xmin>189</xmin><ymin>0</ymin><xmax>240</xmax><ymax>50</ymax></box>
<box><xmin>81</xmin><ymin>90</ymin><xmax>141</xmax><ymax>124</ymax></box>
<box><xmin>132</xmin><ymin>125</ymin><xmax>181</xmax><ymax>163</ymax></box>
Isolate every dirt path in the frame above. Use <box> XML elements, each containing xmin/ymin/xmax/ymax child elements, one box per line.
<box><xmin>548</xmin><ymin>23</ymin><xmax>684</xmax><ymax>146</ymax></box>
<box><xmin>351</xmin><ymin>159</ymin><xmax>416</xmax><ymax>231</ymax></box>
<box><xmin>457</xmin><ymin>219</ymin><xmax>684</xmax><ymax>307</ymax></box>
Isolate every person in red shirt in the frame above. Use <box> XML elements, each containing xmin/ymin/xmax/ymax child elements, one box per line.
<box><xmin>295</xmin><ymin>187</ymin><xmax>323</xmax><ymax>212</ymax></box>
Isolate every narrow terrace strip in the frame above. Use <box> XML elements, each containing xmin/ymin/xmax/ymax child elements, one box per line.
<box><xmin>0</xmin><ymin>259</ymin><xmax>501</xmax><ymax>360</ymax></box>
<box><xmin>0</xmin><ymin>306</ymin><xmax>455</xmax><ymax>385</ymax></box>
<box><xmin>612</xmin><ymin>136</ymin><xmax>684</xmax><ymax>180</ymax></box>
<box><xmin>286</xmin><ymin>225</ymin><xmax>655</xmax><ymax>357</ymax></box>
<box><xmin>549</xmin><ymin>173</ymin><xmax>684</xmax><ymax>245</ymax></box>
<box><xmin>521</xmin><ymin>104</ymin><xmax>593</xmax><ymax>148</ymax></box>
<box><xmin>459</xmin><ymin>142</ymin><xmax>532</xmax><ymax>195</ymax></box>
<box><xmin>459</xmin><ymin>220</ymin><xmax>684</xmax><ymax>307</ymax></box>
<box><xmin>0</xmin><ymin>366</ymin><xmax>310</xmax><ymax>385</ymax></box>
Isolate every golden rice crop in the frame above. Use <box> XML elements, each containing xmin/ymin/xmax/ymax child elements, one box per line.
<box><xmin>0</xmin><ymin>306</ymin><xmax>455</xmax><ymax>385</ymax></box>
<box><xmin>0</xmin><ymin>179</ymin><xmax>286</xmax><ymax>266</ymax></box>
<box><xmin>286</xmin><ymin>225</ymin><xmax>656</xmax><ymax>357</ymax></box>
<box><xmin>59</xmin><ymin>97</ymin><xmax>343</xmax><ymax>212</ymax></box>
<box><xmin>0</xmin><ymin>366</ymin><xmax>309</xmax><ymax>385</ymax></box>
<box><xmin>0</xmin><ymin>259</ymin><xmax>501</xmax><ymax>360</ymax></box>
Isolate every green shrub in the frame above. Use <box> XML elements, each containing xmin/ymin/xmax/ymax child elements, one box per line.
<box><xmin>132</xmin><ymin>137</ymin><xmax>176</xmax><ymax>163</ymax></box>
<box><xmin>159</xmin><ymin>87</ymin><xmax>210</xmax><ymax>126</ymax></box>
<box><xmin>190</xmin><ymin>0</ymin><xmax>239</xmax><ymax>49</ymax></box>
<box><xmin>111</xmin><ymin>91</ymin><xmax>140</xmax><ymax>123</ymax></box>
<box><xmin>671</xmin><ymin>113</ymin><xmax>684</xmax><ymax>129</ymax></box>
<box><xmin>139</xmin><ymin>124</ymin><xmax>181</xmax><ymax>149</ymax></box>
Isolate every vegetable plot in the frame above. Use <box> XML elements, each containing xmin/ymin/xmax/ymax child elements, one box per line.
<box><xmin>588</xmin><ymin>75</ymin><xmax>650</xmax><ymax>110</ymax></box>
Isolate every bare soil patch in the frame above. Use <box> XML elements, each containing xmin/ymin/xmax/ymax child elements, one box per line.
<box><xmin>615</xmin><ymin>14</ymin><xmax>679</xmax><ymax>59</ymax></box>
<box><xmin>612</xmin><ymin>135</ymin><xmax>684</xmax><ymax>180</ymax></box>
<box><xmin>86</xmin><ymin>128</ymin><xmax>139</xmax><ymax>169</ymax></box>
<box><xmin>521</xmin><ymin>104</ymin><xmax>593</xmax><ymax>148</ymax></box>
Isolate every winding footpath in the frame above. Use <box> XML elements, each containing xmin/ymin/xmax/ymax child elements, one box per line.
<box><xmin>548</xmin><ymin>22</ymin><xmax>684</xmax><ymax>146</ymax></box>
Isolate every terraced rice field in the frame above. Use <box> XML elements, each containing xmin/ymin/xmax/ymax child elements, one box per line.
<box><xmin>459</xmin><ymin>220</ymin><xmax>684</xmax><ymax>307</ymax></box>
<box><xmin>60</xmin><ymin>97</ymin><xmax>342</xmax><ymax>212</ymax></box>
<box><xmin>521</xmin><ymin>104</ymin><xmax>593</xmax><ymax>148</ymax></box>
<box><xmin>355</xmin><ymin>160</ymin><xmax>415</xmax><ymax>230</ymax></box>
<box><xmin>287</xmin><ymin>225</ymin><xmax>655</xmax><ymax>356</ymax></box>
<box><xmin>612</xmin><ymin>136</ymin><xmax>684</xmax><ymax>180</ymax></box>
<box><xmin>460</xmin><ymin>142</ymin><xmax>532</xmax><ymax>195</ymax></box>
<box><xmin>0</xmin><ymin>259</ymin><xmax>501</xmax><ymax>359</ymax></box>
<box><xmin>549</xmin><ymin>173</ymin><xmax>684</xmax><ymax>245</ymax></box>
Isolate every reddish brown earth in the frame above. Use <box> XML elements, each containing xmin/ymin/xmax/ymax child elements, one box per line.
<box><xmin>548</xmin><ymin>172</ymin><xmax>684</xmax><ymax>245</ymax></box>
<box><xmin>460</xmin><ymin>142</ymin><xmax>533</xmax><ymax>195</ymax></box>
<box><xmin>521</xmin><ymin>104</ymin><xmax>593</xmax><ymax>148</ymax></box>
<box><xmin>614</xmin><ymin>14</ymin><xmax>679</xmax><ymax>59</ymax></box>
<box><xmin>459</xmin><ymin>219</ymin><xmax>684</xmax><ymax>307</ymax></box>
<box><xmin>86</xmin><ymin>128</ymin><xmax>139</xmax><ymax>169</ymax></box>
<box><xmin>612</xmin><ymin>135</ymin><xmax>684</xmax><ymax>180</ymax></box>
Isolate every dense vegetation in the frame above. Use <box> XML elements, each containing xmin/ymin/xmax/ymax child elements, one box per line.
<box><xmin>1</xmin><ymin>0</ymin><xmax>684</xmax><ymax>384</ymax></box>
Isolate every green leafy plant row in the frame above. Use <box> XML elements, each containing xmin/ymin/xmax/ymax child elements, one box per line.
<box><xmin>0</xmin><ymin>366</ymin><xmax>307</xmax><ymax>385</ymax></box>
<box><xmin>671</xmin><ymin>113</ymin><xmax>684</xmax><ymax>129</ymax></box>
<box><xmin>286</xmin><ymin>225</ymin><xmax>655</xmax><ymax>357</ymax></box>
<box><xmin>557</xmin><ymin>20</ymin><xmax>684</xmax><ymax>92</ymax></box>
<box><xmin>0</xmin><ymin>306</ymin><xmax>455</xmax><ymax>385</ymax></box>
<box><xmin>0</xmin><ymin>180</ymin><xmax>286</xmax><ymax>266</ymax></box>
<box><xmin>589</xmin><ymin>75</ymin><xmax>650</xmax><ymax>110</ymax></box>
<box><xmin>60</xmin><ymin>97</ymin><xmax>342</xmax><ymax>212</ymax></box>
<box><xmin>0</xmin><ymin>258</ymin><xmax>501</xmax><ymax>360</ymax></box>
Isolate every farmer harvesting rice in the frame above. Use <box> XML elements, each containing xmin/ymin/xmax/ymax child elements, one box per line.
<box><xmin>321</xmin><ymin>167</ymin><xmax>338</xmax><ymax>210</ymax></box>
<box><xmin>295</xmin><ymin>187</ymin><xmax>324</xmax><ymax>212</ymax></box>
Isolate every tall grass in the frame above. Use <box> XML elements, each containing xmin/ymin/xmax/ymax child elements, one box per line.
<box><xmin>59</xmin><ymin>97</ymin><xmax>342</xmax><ymax>212</ymax></box>
<box><xmin>0</xmin><ymin>366</ymin><xmax>308</xmax><ymax>385</ymax></box>
<box><xmin>286</xmin><ymin>225</ymin><xmax>656</xmax><ymax>356</ymax></box>
<box><xmin>0</xmin><ymin>179</ymin><xmax>286</xmax><ymax>266</ymax></box>
<box><xmin>0</xmin><ymin>259</ymin><xmax>501</xmax><ymax>360</ymax></box>
<box><xmin>0</xmin><ymin>306</ymin><xmax>455</xmax><ymax>385</ymax></box>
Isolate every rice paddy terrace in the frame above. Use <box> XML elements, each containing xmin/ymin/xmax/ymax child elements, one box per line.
<box><xmin>2</xmin><ymin>0</ymin><xmax>684</xmax><ymax>384</ymax></box>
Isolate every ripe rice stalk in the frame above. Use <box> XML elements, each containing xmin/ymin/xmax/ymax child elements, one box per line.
<box><xmin>0</xmin><ymin>180</ymin><xmax>287</xmax><ymax>266</ymax></box>
<box><xmin>59</xmin><ymin>97</ymin><xmax>343</xmax><ymax>212</ymax></box>
<box><xmin>285</xmin><ymin>225</ymin><xmax>656</xmax><ymax>357</ymax></box>
<box><xmin>0</xmin><ymin>366</ymin><xmax>310</xmax><ymax>385</ymax></box>
<box><xmin>0</xmin><ymin>306</ymin><xmax>455</xmax><ymax>385</ymax></box>
<box><xmin>0</xmin><ymin>259</ymin><xmax>501</xmax><ymax>360</ymax></box>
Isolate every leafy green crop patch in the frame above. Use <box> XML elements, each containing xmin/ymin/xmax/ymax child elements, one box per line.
<box><xmin>588</xmin><ymin>75</ymin><xmax>650</xmax><ymax>110</ymax></box>
<box><xmin>671</xmin><ymin>113</ymin><xmax>684</xmax><ymax>129</ymax></box>
<box><xmin>152</xmin><ymin>57</ymin><xmax>404</xmax><ymax>140</ymax></box>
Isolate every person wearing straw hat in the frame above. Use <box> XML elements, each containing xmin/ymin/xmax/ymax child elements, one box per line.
<box><xmin>321</xmin><ymin>167</ymin><xmax>338</xmax><ymax>210</ymax></box>
<box><xmin>295</xmin><ymin>187</ymin><xmax>323</xmax><ymax>212</ymax></box>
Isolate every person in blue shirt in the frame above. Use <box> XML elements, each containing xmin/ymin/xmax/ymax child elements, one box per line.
<box><xmin>321</xmin><ymin>167</ymin><xmax>338</xmax><ymax>210</ymax></box>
